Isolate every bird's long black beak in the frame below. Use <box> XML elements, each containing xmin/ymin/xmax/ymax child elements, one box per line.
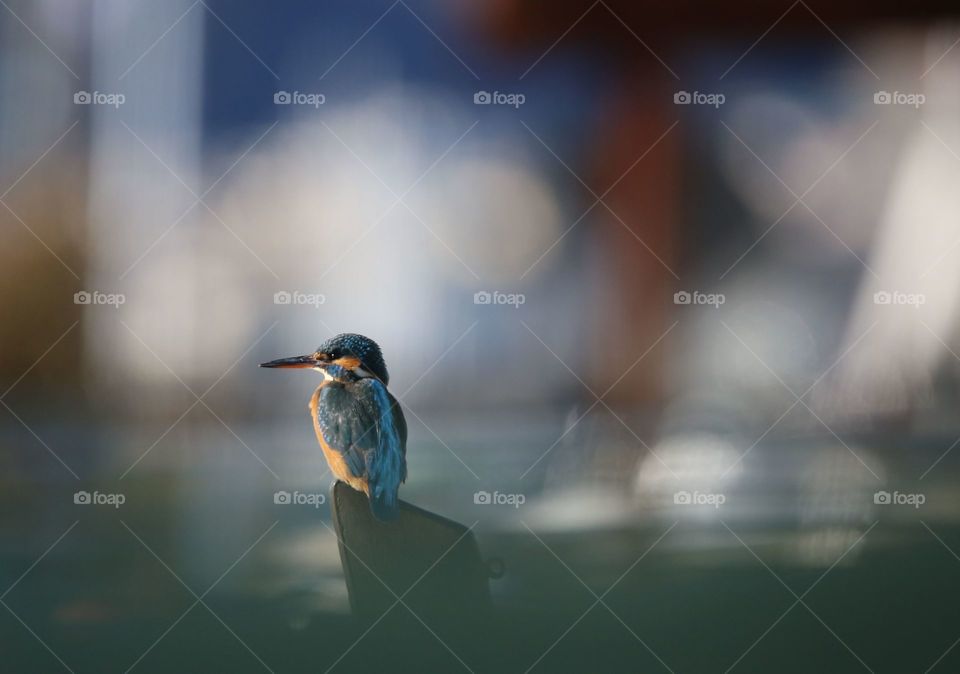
<box><xmin>259</xmin><ymin>354</ymin><xmax>319</xmax><ymax>369</ymax></box>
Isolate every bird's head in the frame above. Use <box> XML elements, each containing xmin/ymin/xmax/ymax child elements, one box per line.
<box><xmin>260</xmin><ymin>333</ymin><xmax>389</xmax><ymax>384</ymax></box>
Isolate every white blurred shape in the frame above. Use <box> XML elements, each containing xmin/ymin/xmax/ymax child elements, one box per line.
<box><xmin>722</xmin><ymin>91</ymin><xmax>884</xmax><ymax>261</ymax></box>
<box><xmin>411</xmin><ymin>155</ymin><xmax>563</xmax><ymax>283</ymax></box>
<box><xmin>86</xmin><ymin>0</ymin><xmax>204</xmax><ymax>388</ymax></box>
<box><xmin>634</xmin><ymin>432</ymin><xmax>742</xmax><ymax>524</ymax></box>
<box><xmin>634</xmin><ymin>432</ymin><xmax>743</xmax><ymax>488</ymax></box>
<box><xmin>827</xmin><ymin>27</ymin><xmax>960</xmax><ymax>418</ymax></box>
<box><xmin>213</xmin><ymin>87</ymin><xmax>564</xmax><ymax>400</ymax></box>
<box><xmin>518</xmin><ymin>484</ymin><xmax>635</xmax><ymax>533</ymax></box>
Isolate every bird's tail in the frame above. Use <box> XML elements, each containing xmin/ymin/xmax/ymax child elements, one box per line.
<box><xmin>369</xmin><ymin>489</ymin><xmax>399</xmax><ymax>521</ymax></box>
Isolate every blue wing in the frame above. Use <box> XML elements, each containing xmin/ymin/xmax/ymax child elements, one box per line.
<box><xmin>317</xmin><ymin>378</ymin><xmax>407</xmax><ymax>520</ymax></box>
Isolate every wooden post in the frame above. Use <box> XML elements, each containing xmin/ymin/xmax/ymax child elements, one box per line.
<box><xmin>329</xmin><ymin>481</ymin><xmax>491</xmax><ymax>622</ymax></box>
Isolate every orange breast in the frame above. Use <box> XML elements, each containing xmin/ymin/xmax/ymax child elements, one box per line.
<box><xmin>309</xmin><ymin>384</ymin><xmax>369</xmax><ymax>494</ymax></box>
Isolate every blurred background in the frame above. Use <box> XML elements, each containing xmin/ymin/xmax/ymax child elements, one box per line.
<box><xmin>4</xmin><ymin>0</ymin><xmax>960</xmax><ymax>671</ymax></box>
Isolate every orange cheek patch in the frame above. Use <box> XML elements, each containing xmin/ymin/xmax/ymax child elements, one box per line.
<box><xmin>333</xmin><ymin>356</ymin><xmax>362</xmax><ymax>370</ymax></box>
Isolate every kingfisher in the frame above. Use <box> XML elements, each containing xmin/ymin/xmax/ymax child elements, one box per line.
<box><xmin>260</xmin><ymin>333</ymin><xmax>407</xmax><ymax>520</ymax></box>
